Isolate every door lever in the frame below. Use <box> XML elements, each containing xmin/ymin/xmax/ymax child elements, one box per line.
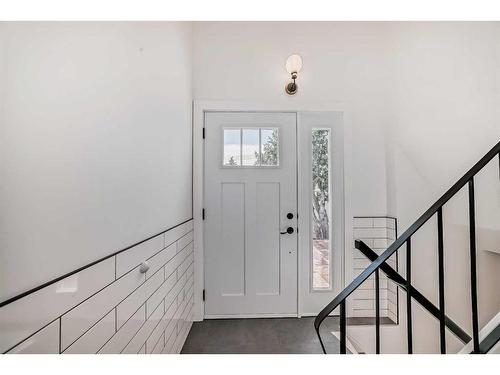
<box><xmin>280</xmin><ymin>227</ymin><xmax>294</xmax><ymax>235</ymax></box>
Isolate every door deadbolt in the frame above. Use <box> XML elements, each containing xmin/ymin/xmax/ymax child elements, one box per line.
<box><xmin>287</xmin><ymin>213</ymin><xmax>294</xmax><ymax>220</ymax></box>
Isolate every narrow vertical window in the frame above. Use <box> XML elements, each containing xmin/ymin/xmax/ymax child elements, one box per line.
<box><xmin>312</xmin><ymin>129</ymin><xmax>331</xmax><ymax>290</ymax></box>
<box><xmin>260</xmin><ymin>128</ymin><xmax>279</xmax><ymax>166</ymax></box>
<box><xmin>242</xmin><ymin>128</ymin><xmax>260</xmax><ymax>166</ymax></box>
<box><xmin>223</xmin><ymin>129</ymin><xmax>241</xmax><ymax>166</ymax></box>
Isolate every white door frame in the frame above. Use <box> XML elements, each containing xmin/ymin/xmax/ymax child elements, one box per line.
<box><xmin>193</xmin><ymin>100</ymin><xmax>354</xmax><ymax>321</ymax></box>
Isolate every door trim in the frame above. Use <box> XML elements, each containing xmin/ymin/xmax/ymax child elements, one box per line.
<box><xmin>193</xmin><ymin>100</ymin><xmax>354</xmax><ymax>321</ymax></box>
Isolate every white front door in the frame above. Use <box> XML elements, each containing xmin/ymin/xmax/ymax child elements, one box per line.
<box><xmin>204</xmin><ymin>112</ymin><xmax>298</xmax><ymax>317</ymax></box>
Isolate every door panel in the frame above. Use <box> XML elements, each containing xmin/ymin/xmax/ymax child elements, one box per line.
<box><xmin>220</xmin><ymin>182</ymin><xmax>245</xmax><ymax>296</ymax></box>
<box><xmin>204</xmin><ymin>112</ymin><xmax>297</xmax><ymax>316</ymax></box>
<box><xmin>255</xmin><ymin>182</ymin><xmax>280</xmax><ymax>296</ymax></box>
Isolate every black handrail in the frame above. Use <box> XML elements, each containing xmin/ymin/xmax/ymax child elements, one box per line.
<box><xmin>315</xmin><ymin>140</ymin><xmax>500</xmax><ymax>354</ymax></box>
<box><xmin>355</xmin><ymin>240</ymin><xmax>471</xmax><ymax>344</ymax></box>
<box><xmin>0</xmin><ymin>218</ymin><xmax>194</xmax><ymax>308</ymax></box>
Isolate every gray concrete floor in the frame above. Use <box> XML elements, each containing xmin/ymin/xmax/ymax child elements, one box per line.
<box><xmin>181</xmin><ymin>316</ymin><xmax>395</xmax><ymax>354</ymax></box>
<box><xmin>181</xmin><ymin>317</ymin><xmax>341</xmax><ymax>354</ymax></box>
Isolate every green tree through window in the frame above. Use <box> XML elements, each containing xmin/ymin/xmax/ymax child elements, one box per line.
<box><xmin>254</xmin><ymin>129</ymin><xmax>278</xmax><ymax>166</ymax></box>
<box><xmin>227</xmin><ymin>156</ymin><xmax>238</xmax><ymax>166</ymax></box>
<box><xmin>312</xmin><ymin>129</ymin><xmax>329</xmax><ymax>240</ymax></box>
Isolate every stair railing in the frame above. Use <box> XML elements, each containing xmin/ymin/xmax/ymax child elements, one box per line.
<box><xmin>314</xmin><ymin>140</ymin><xmax>500</xmax><ymax>354</ymax></box>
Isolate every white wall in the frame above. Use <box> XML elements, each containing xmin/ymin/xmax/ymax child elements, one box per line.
<box><xmin>193</xmin><ymin>22</ymin><xmax>391</xmax><ymax>216</ymax></box>
<box><xmin>1</xmin><ymin>221</ymin><xmax>194</xmax><ymax>354</ymax></box>
<box><xmin>0</xmin><ymin>24</ymin><xmax>4</xmax><ymax>196</ymax></box>
<box><xmin>0</xmin><ymin>22</ymin><xmax>193</xmax><ymax>301</ymax></box>
<box><xmin>349</xmin><ymin>22</ymin><xmax>500</xmax><ymax>354</ymax></box>
<box><xmin>384</xmin><ymin>22</ymin><xmax>500</xmax><ymax>353</ymax></box>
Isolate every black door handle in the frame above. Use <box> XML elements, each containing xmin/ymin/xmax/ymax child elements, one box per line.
<box><xmin>280</xmin><ymin>227</ymin><xmax>294</xmax><ymax>235</ymax></box>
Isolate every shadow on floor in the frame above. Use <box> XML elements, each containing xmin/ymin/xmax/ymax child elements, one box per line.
<box><xmin>181</xmin><ymin>316</ymin><xmax>341</xmax><ymax>354</ymax></box>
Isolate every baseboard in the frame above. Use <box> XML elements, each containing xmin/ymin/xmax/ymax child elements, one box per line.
<box><xmin>299</xmin><ymin>312</ymin><xmax>338</xmax><ymax>317</ymax></box>
<box><xmin>204</xmin><ymin>313</ymin><xmax>299</xmax><ymax>319</ymax></box>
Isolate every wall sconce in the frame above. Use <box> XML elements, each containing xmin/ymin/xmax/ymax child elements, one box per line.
<box><xmin>285</xmin><ymin>54</ymin><xmax>303</xmax><ymax>95</ymax></box>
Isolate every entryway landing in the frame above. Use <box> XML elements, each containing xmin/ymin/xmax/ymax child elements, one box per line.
<box><xmin>181</xmin><ymin>316</ymin><xmax>395</xmax><ymax>354</ymax></box>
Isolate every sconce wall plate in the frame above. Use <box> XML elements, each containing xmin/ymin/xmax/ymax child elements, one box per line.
<box><xmin>285</xmin><ymin>73</ymin><xmax>298</xmax><ymax>95</ymax></box>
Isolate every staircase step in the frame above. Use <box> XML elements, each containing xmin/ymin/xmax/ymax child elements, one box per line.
<box><xmin>331</xmin><ymin>331</ymin><xmax>364</xmax><ymax>354</ymax></box>
<box><xmin>458</xmin><ymin>312</ymin><xmax>500</xmax><ymax>354</ymax></box>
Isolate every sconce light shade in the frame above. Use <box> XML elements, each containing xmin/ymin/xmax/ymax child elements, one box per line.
<box><xmin>285</xmin><ymin>54</ymin><xmax>303</xmax><ymax>74</ymax></box>
<box><xmin>285</xmin><ymin>54</ymin><xmax>302</xmax><ymax>95</ymax></box>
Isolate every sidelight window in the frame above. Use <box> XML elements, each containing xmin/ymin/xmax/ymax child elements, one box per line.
<box><xmin>312</xmin><ymin>129</ymin><xmax>332</xmax><ymax>290</ymax></box>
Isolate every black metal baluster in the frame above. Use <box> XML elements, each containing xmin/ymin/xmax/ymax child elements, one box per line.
<box><xmin>468</xmin><ymin>178</ymin><xmax>480</xmax><ymax>353</ymax></box>
<box><xmin>375</xmin><ymin>268</ymin><xmax>380</xmax><ymax>354</ymax></box>
<box><xmin>406</xmin><ymin>238</ymin><xmax>413</xmax><ymax>354</ymax></box>
<box><xmin>437</xmin><ymin>207</ymin><xmax>446</xmax><ymax>353</ymax></box>
<box><xmin>340</xmin><ymin>300</ymin><xmax>346</xmax><ymax>354</ymax></box>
